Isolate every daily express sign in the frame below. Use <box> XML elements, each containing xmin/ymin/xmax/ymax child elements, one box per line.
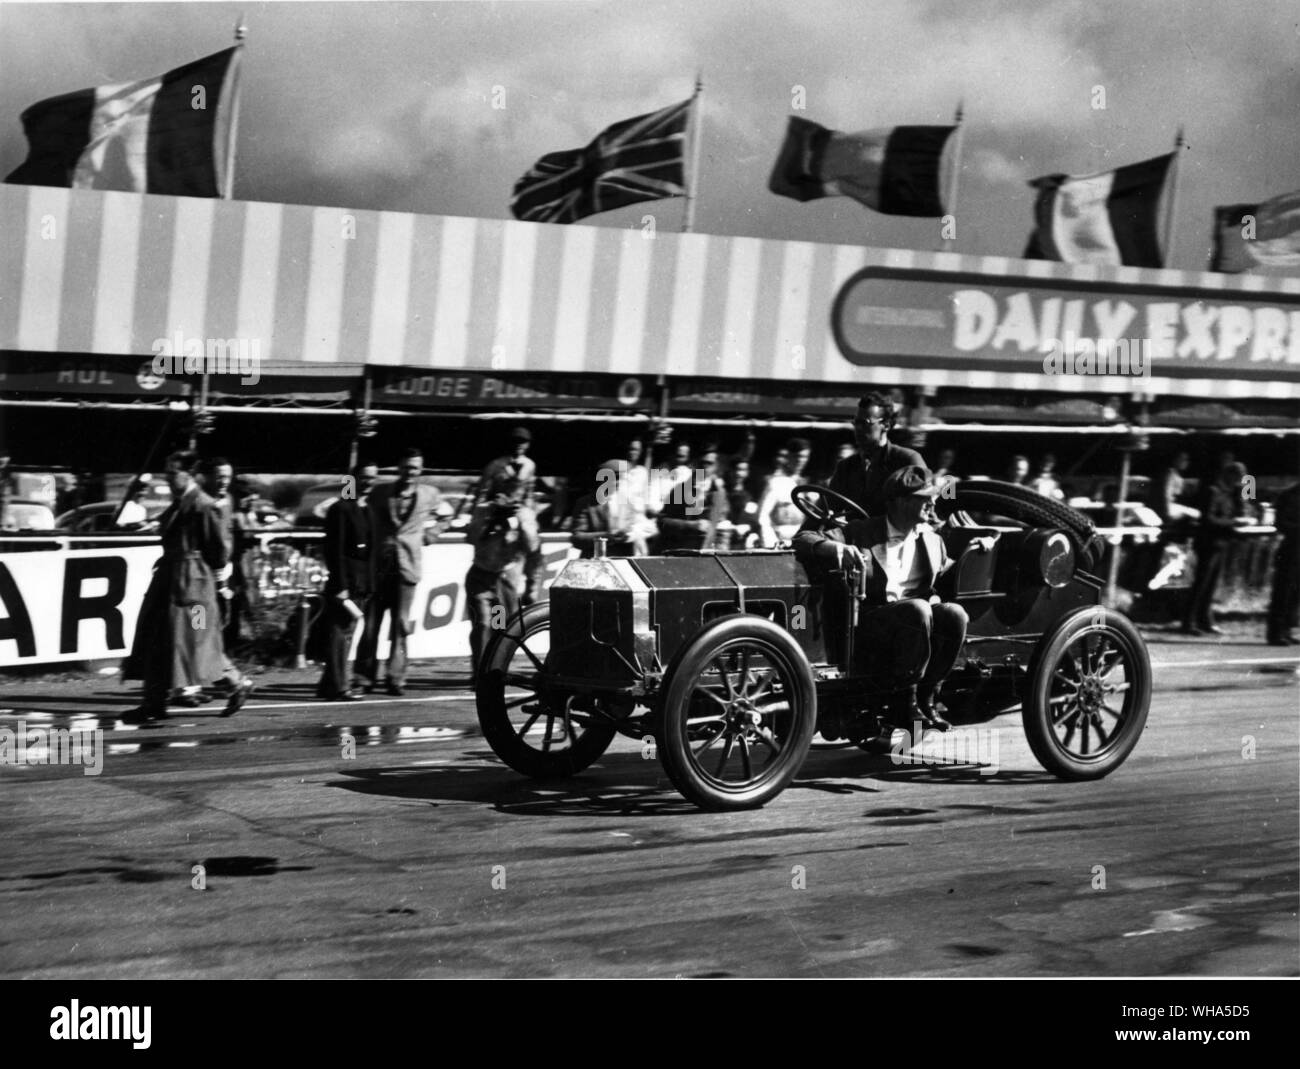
<box><xmin>832</xmin><ymin>267</ymin><xmax>1300</xmax><ymax>386</ymax></box>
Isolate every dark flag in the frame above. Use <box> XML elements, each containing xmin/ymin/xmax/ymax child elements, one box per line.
<box><xmin>510</xmin><ymin>98</ymin><xmax>691</xmax><ymax>224</ymax></box>
<box><xmin>767</xmin><ymin>116</ymin><xmax>956</xmax><ymax>216</ymax></box>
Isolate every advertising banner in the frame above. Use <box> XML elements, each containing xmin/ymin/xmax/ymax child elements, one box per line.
<box><xmin>0</xmin><ymin>352</ymin><xmax>187</xmax><ymax>397</ymax></box>
<box><xmin>833</xmin><ymin>266</ymin><xmax>1300</xmax><ymax>389</ymax></box>
<box><xmin>0</xmin><ymin>542</ymin><xmax>160</xmax><ymax>666</ymax></box>
<box><xmin>373</xmin><ymin>369</ymin><xmax>649</xmax><ymax>410</ymax></box>
<box><xmin>0</xmin><ymin>535</ymin><xmax>581</xmax><ymax>668</ymax></box>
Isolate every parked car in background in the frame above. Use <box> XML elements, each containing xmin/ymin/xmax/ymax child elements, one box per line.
<box><xmin>2</xmin><ymin>499</ymin><xmax>57</xmax><ymax>532</ymax></box>
<box><xmin>55</xmin><ymin>499</ymin><xmax>170</xmax><ymax>533</ymax></box>
<box><xmin>293</xmin><ymin>473</ymin><xmax>470</xmax><ymax>531</ymax></box>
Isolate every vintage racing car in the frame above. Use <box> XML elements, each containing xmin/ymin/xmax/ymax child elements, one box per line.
<box><xmin>475</xmin><ymin>479</ymin><xmax>1152</xmax><ymax>811</ymax></box>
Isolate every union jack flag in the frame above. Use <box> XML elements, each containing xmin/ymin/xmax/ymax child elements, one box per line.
<box><xmin>510</xmin><ymin>98</ymin><xmax>692</xmax><ymax>224</ymax></box>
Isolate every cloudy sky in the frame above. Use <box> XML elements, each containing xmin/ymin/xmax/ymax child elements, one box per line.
<box><xmin>1</xmin><ymin>0</ymin><xmax>1298</xmax><ymax>271</ymax></box>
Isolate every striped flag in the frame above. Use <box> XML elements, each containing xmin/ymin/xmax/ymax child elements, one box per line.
<box><xmin>768</xmin><ymin>116</ymin><xmax>956</xmax><ymax>216</ymax></box>
<box><xmin>4</xmin><ymin>48</ymin><xmax>241</xmax><ymax>197</ymax></box>
<box><xmin>1025</xmin><ymin>153</ymin><xmax>1173</xmax><ymax>267</ymax></box>
<box><xmin>510</xmin><ymin>98</ymin><xmax>691</xmax><ymax>224</ymax></box>
<box><xmin>1211</xmin><ymin>191</ymin><xmax>1300</xmax><ymax>272</ymax></box>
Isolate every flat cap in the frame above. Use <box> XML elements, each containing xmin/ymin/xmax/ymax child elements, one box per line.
<box><xmin>883</xmin><ymin>464</ymin><xmax>942</xmax><ymax>500</ymax></box>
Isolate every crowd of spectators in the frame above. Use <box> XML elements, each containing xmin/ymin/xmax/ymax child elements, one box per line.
<box><xmin>6</xmin><ymin>410</ymin><xmax>1297</xmax><ymax>692</ymax></box>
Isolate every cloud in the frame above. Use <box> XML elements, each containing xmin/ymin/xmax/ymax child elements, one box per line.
<box><xmin>0</xmin><ymin>0</ymin><xmax>1297</xmax><ymax>268</ymax></box>
<box><xmin>970</xmin><ymin>147</ymin><xmax>1028</xmax><ymax>186</ymax></box>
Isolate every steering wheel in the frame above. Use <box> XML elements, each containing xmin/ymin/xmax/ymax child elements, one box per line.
<box><xmin>791</xmin><ymin>485</ymin><xmax>871</xmax><ymax>526</ymax></box>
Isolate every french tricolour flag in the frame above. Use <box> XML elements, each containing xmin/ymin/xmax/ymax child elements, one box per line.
<box><xmin>1024</xmin><ymin>153</ymin><xmax>1174</xmax><ymax>268</ymax></box>
<box><xmin>4</xmin><ymin>47</ymin><xmax>241</xmax><ymax>197</ymax></box>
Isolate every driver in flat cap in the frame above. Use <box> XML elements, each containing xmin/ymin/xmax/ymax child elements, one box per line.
<box><xmin>795</xmin><ymin>465</ymin><xmax>969</xmax><ymax>741</ymax></box>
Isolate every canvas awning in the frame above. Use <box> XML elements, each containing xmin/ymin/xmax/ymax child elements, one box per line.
<box><xmin>3</xmin><ymin>183</ymin><xmax>1300</xmax><ymax>401</ymax></box>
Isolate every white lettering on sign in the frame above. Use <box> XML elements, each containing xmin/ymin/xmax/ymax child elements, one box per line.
<box><xmin>383</xmin><ymin>375</ymin><xmax>473</xmax><ymax>398</ymax></box>
<box><xmin>948</xmin><ymin>289</ymin><xmax>1300</xmax><ymax>364</ymax></box>
<box><xmin>56</xmin><ymin>365</ymin><xmax>115</xmax><ymax>385</ymax></box>
<box><xmin>478</xmin><ymin>378</ymin><xmax>549</xmax><ymax>400</ymax></box>
<box><xmin>0</xmin><ymin>539</ymin><xmax>584</xmax><ymax>668</ymax></box>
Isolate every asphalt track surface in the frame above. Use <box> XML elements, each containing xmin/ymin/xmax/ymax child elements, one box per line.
<box><xmin>1</xmin><ymin>637</ymin><xmax>1296</xmax><ymax>978</ymax></box>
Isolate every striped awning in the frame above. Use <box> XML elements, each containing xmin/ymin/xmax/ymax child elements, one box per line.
<box><xmin>3</xmin><ymin>183</ymin><xmax>1299</xmax><ymax>400</ymax></box>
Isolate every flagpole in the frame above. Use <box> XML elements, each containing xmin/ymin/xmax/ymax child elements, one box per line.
<box><xmin>683</xmin><ymin>72</ymin><xmax>704</xmax><ymax>234</ymax></box>
<box><xmin>1161</xmin><ymin>126</ymin><xmax>1184</xmax><ymax>268</ymax></box>
<box><xmin>942</xmin><ymin>99</ymin><xmax>964</xmax><ymax>252</ymax></box>
<box><xmin>222</xmin><ymin>16</ymin><xmax>247</xmax><ymax>200</ymax></box>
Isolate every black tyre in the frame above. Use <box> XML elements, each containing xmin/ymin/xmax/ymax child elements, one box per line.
<box><xmin>657</xmin><ymin>616</ymin><xmax>817</xmax><ymax>810</ymax></box>
<box><xmin>476</xmin><ymin>603</ymin><xmax>617</xmax><ymax>779</ymax></box>
<box><xmin>940</xmin><ymin>480</ymin><xmax>1102</xmax><ymax>568</ymax></box>
<box><xmin>1023</xmin><ymin>607</ymin><xmax>1151</xmax><ymax>780</ymax></box>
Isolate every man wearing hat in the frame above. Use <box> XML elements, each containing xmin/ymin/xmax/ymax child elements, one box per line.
<box><xmin>471</xmin><ymin>426</ymin><xmax>543</xmax><ymax>602</ymax></box>
<box><xmin>476</xmin><ymin>427</ymin><xmax>538</xmax><ymax>512</ymax></box>
<box><xmin>795</xmin><ymin>465</ymin><xmax>973</xmax><ymax>741</ymax></box>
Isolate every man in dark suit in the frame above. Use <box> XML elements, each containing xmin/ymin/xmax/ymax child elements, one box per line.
<box><xmin>796</xmin><ymin>466</ymin><xmax>978</xmax><ymax>741</ymax></box>
<box><xmin>1267</xmin><ymin>481</ymin><xmax>1300</xmax><ymax>646</ymax></box>
<box><xmin>122</xmin><ymin>450</ymin><xmax>254</xmax><ymax>722</ymax></box>
<box><xmin>815</xmin><ymin>392</ymin><xmax>925</xmax><ymax>519</ymax></box>
<box><xmin>1182</xmin><ymin>461</ymin><xmax>1249</xmax><ymax>636</ymax></box>
<box><xmin>357</xmin><ymin>447</ymin><xmax>441</xmax><ymax>695</ymax></box>
<box><xmin>317</xmin><ymin>463</ymin><xmax>377</xmax><ymax>700</ymax></box>
<box><xmin>656</xmin><ymin>444</ymin><xmax>728</xmax><ymax>551</ymax></box>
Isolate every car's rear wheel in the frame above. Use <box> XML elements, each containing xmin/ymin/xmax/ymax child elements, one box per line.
<box><xmin>1023</xmin><ymin>607</ymin><xmax>1151</xmax><ymax>779</ymax></box>
<box><xmin>476</xmin><ymin>603</ymin><xmax>617</xmax><ymax>778</ymax></box>
<box><xmin>657</xmin><ymin>616</ymin><xmax>816</xmax><ymax>810</ymax></box>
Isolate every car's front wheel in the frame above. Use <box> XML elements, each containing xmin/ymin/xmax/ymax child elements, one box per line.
<box><xmin>657</xmin><ymin>616</ymin><xmax>817</xmax><ymax>810</ymax></box>
<box><xmin>1023</xmin><ymin>607</ymin><xmax>1151</xmax><ymax>779</ymax></box>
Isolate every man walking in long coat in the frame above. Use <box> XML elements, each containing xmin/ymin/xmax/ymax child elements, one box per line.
<box><xmin>122</xmin><ymin>451</ymin><xmax>254</xmax><ymax>723</ymax></box>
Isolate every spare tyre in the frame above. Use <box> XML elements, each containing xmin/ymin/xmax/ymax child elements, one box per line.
<box><xmin>936</xmin><ymin>480</ymin><xmax>1102</xmax><ymax>571</ymax></box>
